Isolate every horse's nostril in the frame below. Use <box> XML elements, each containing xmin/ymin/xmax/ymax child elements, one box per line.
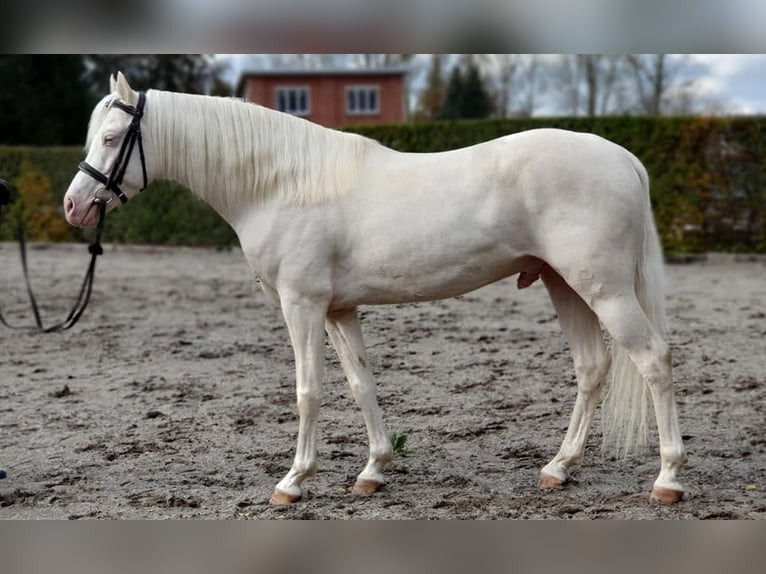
<box><xmin>65</xmin><ymin>197</ymin><xmax>75</xmax><ymax>216</ymax></box>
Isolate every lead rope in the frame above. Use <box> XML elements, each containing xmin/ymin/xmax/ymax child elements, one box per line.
<box><xmin>0</xmin><ymin>179</ymin><xmax>106</xmax><ymax>333</ymax></box>
<box><xmin>14</xmin><ymin>205</ymin><xmax>43</xmax><ymax>328</ymax></box>
<box><xmin>41</xmin><ymin>201</ymin><xmax>106</xmax><ymax>333</ymax></box>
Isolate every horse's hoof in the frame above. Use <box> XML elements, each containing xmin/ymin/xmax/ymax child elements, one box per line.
<box><xmin>538</xmin><ymin>472</ymin><xmax>565</xmax><ymax>489</ymax></box>
<box><xmin>269</xmin><ymin>489</ymin><xmax>301</xmax><ymax>505</ymax></box>
<box><xmin>352</xmin><ymin>478</ymin><xmax>383</xmax><ymax>496</ymax></box>
<box><xmin>650</xmin><ymin>486</ymin><xmax>684</xmax><ymax>505</ymax></box>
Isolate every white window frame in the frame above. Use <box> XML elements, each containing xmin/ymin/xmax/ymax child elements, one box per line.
<box><xmin>275</xmin><ymin>86</ymin><xmax>311</xmax><ymax>116</ymax></box>
<box><xmin>345</xmin><ymin>85</ymin><xmax>381</xmax><ymax>115</ymax></box>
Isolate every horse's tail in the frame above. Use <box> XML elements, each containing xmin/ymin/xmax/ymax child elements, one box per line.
<box><xmin>600</xmin><ymin>154</ymin><xmax>666</xmax><ymax>458</ymax></box>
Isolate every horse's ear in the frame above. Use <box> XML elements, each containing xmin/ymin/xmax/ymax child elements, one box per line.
<box><xmin>109</xmin><ymin>73</ymin><xmax>117</xmax><ymax>93</ymax></box>
<box><xmin>115</xmin><ymin>71</ymin><xmax>137</xmax><ymax>104</ymax></box>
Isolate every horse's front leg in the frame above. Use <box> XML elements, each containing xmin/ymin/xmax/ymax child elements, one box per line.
<box><xmin>270</xmin><ymin>295</ymin><xmax>329</xmax><ymax>505</ymax></box>
<box><xmin>325</xmin><ymin>308</ymin><xmax>393</xmax><ymax>495</ymax></box>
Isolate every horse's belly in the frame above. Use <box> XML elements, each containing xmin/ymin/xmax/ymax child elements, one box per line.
<box><xmin>331</xmin><ymin>252</ymin><xmax>541</xmax><ymax>308</ymax></box>
<box><xmin>329</xmin><ymin>190</ymin><xmax>538</xmax><ymax>307</ymax></box>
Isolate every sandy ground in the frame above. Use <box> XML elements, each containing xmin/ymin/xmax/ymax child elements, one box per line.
<box><xmin>1</xmin><ymin>243</ymin><xmax>764</xmax><ymax>519</ymax></box>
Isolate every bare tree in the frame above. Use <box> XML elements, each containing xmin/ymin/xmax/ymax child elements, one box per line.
<box><xmin>555</xmin><ymin>54</ymin><xmax>625</xmax><ymax>116</ymax></box>
<box><xmin>583</xmin><ymin>55</ymin><xmax>622</xmax><ymax>115</ymax></box>
<box><xmin>627</xmin><ymin>54</ymin><xmax>705</xmax><ymax>115</ymax></box>
<box><xmin>476</xmin><ymin>54</ymin><xmax>520</xmax><ymax>118</ymax></box>
<box><xmin>628</xmin><ymin>54</ymin><xmax>668</xmax><ymax>115</ymax></box>
<box><xmin>558</xmin><ymin>55</ymin><xmax>582</xmax><ymax>115</ymax></box>
<box><xmin>476</xmin><ymin>54</ymin><xmax>542</xmax><ymax>118</ymax></box>
<box><xmin>515</xmin><ymin>56</ymin><xmax>540</xmax><ymax>117</ymax></box>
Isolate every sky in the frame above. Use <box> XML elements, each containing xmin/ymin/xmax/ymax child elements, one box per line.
<box><xmin>687</xmin><ymin>54</ymin><xmax>766</xmax><ymax>114</ymax></box>
<box><xmin>222</xmin><ymin>54</ymin><xmax>766</xmax><ymax>116</ymax></box>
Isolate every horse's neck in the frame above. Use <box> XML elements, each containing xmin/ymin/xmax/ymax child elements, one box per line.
<box><xmin>148</xmin><ymin>91</ymin><xmax>238</xmax><ymax>221</ymax></box>
<box><xmin>148</xmin><ymin>90</ymin><xmax>371</xmax><ymax>225</ymax></box>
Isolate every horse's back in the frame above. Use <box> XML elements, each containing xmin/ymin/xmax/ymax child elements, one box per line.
<box><xmin>495</xmin><ymin>128</ymin><xmax>641</xmax><ymax>179</ymax></box>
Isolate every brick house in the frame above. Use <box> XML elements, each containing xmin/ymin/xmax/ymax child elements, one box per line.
<box><xmin>235</xmin><ymin>68</ymin><xmax>408</xmax><ymax>128</ymax></box>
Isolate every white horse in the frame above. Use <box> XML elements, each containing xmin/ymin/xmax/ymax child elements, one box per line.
<box><xmin>64</xmin><ymin>72</ymin><xmax>686</xmax><ymax>505</ymax></box>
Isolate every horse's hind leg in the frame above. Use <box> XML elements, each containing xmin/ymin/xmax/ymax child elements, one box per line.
<box><xmin>539</xmin><ymin>267</ymin><xmax>610</xmax><ymax>488</ymax></box>
<box><xmin>590</xmin><ymin>293</ymin><xmax>686</xmax><ymax>503</ymax></box>
<box><xmin>325</xmin><ymin>308</ymin><xmax>393</xmax><ymax>495</ymax></box>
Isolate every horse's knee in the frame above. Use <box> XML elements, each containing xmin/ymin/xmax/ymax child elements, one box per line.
<box><xmin>296</xmin><ymin>390</ymin><xmax>320</xmax><ymax>416</ymax></box>
<box><xmin>348</xmin><ymin>376</ymin><xmax>377</xmax><ymax>401</ymax></box>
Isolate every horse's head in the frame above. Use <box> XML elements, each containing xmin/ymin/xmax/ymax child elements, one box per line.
<box><xmin>64</xmin><ymin>72</ymin><xmax>148</xmax><ymax>227</ymax></box>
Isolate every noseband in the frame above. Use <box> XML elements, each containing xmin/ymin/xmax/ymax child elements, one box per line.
<box><xmin>78</xmin><ymin>91</ymin><xmax>148</xmax><ymax>204</ymax></box>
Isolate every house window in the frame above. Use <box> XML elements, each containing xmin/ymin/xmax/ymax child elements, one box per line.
<box><xmin>346</xmin><ymin>85</ymin><xmax>380</xmax><ymax>115</ymax></box>
<box><xmin>276</xmin><ymin>86</ymin><xmax>310</xmax><ymax>116</ymax></box>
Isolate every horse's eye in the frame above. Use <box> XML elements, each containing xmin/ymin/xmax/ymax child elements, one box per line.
<box><xmin>103</xmin><ymin>134</ymin><xmax>116</xmax><ymax>146</ymax></box>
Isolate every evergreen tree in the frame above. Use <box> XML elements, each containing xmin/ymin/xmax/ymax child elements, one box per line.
<box><xmin>0</xmin><ymin>55</ymin><xmax>94</xmax><ymax>145</ymax></box>
<box><xmin>0</xmin><ymin>55</ymin><xmax>231</xmax><ymax>146</ymax></box>
<box><xmin>438</xmin><ymin>60</ymin><xmax>494</xmax><ymax>120</ymax></box>
<box><xmin>83</xmin><ymin>55</ymin><xmax>231</xmax><ymax>97</ymax></box>
<box><xmin>460</xmin><ymin>60</ymin><xmax>494</xmax><ymax>119</ymax></box>
<box><xmin>439</xmin><ymin>66</ymin><xmax>465</xmax><ymax>120</ymax></box>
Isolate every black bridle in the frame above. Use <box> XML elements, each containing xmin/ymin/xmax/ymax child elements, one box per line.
<box><xmin>78</xmin><ymin>91</ymin><xmax>148</xmax><ymax>204</ymax></box>
<box><xmin>0</xmin><ymin>92</ymin><xmax>148</xmax><ymax>333</ymax></box>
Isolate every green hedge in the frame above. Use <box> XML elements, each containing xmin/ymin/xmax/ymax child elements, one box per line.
<box><xmin>0</xmin><ymin>146</ymin><xmax>237</xmax><ymax>246</ymax></box>
<box><xmin>2</xmin><ymin>117</ymin><xmax>765</xmax><ymax>252</ymax></box>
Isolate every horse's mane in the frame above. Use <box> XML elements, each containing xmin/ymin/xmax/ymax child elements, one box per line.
<box><xmin>147</xmin><ymin>90</ymin><xmax>376</xmax><ymax>211</ymax></box>
<box><xmin>85</xmin><ymin>89</ymin><xmax>376</xmax><ymax>212</ymax></box>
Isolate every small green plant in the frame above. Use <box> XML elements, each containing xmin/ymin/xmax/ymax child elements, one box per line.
<box><xmin>390</xmin><ymin>432</ymin><xmax>412</xmax><ymax>458</ymax></box>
